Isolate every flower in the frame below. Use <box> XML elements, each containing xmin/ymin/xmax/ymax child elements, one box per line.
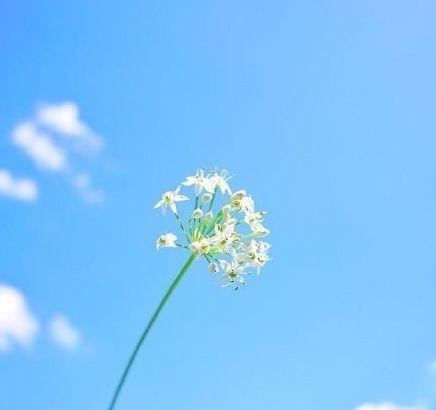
<box><xmin>230</xmin><ymin>190</ymin><xmax>247</xmax><ymax>209</ymax></box>
<box><xmin>209</xmin><ymin>169</ymin><xmax>232</xmax><ymax>195</ymax></box>
<box><xmin>112</xmin><ymin>168</ymin><xmax>272</xmax><ymax>410</ymax></box>
<box><xmin>154</xmin><ymin>186</ymin><xmax>188</xmax><ymax>214</ymax></box>
<box><xmin>238</xmin><ymin>240</ymin><xmax>271</xmax><ymax>272</ymax></box>
<box><xmin>182</xmin><ymin>169</ymin><xmax>214</xmax><ymax>195</ymax></box>
<box><xmin>218</xmin><ymin>259</ymin><xmax>250</xmax><ymax>289</ymax></box>
<box><xmin>154</xmin><ymin>168</ymin><xmax>271</xmax><ymax>289</ymax></box>
<box><xmin>210</xmin><ymin>223</ymin><xmax>239</xmax><ymax>252</ymax></box>
<box><xmin>156</xmin><ymin>233</ymin><xmax>178</xmax><ymax>249</ymax></box>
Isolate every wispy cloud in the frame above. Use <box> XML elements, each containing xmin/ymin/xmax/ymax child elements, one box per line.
<box><xmin>48</xmin><ymin>314</ymin><xmax>81</xmax><ymax>351</ymax></box>
<box><xmin>12</xmin><ymin>122</ymin><xmax>67</xmax><ymax>171</ymax></box>
<box><xmin>355</xmin><ymin>402</ymin><xmax>426</xmax><ymax>410</ymax></box>
<box><xmin>36</xmin><ymin>102</ymin><xmax>103</xmax><ymax>149</ymax></box>
<box><xmin>0</xmin><ymin>285</ymin><xmax>39</xmax><ymax>352</ymax></box>
<box><xmin>0</xmin><ymin>169</ymin><xmax>38</xmax><ymax>202</ymax></box>
<box><xmin>72</xmin><ymin>172</ymin><xmax>104</xmax><ymax>204</ymax></box>
<box><xmin>7</xmin><ymin>101</ymin><xmax>106</xmax><ymax>204</ymax></box>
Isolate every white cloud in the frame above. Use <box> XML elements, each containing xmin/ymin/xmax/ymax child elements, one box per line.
<box><xmin>72</xmin><ymin>172</ymin><xmax>104</xmax><ymax>204</ymax></box>
<box><xmin>0</xmin><ymin>285</ymin><xmax>39</xmax><ymax>352</ymax></box>
<box><xmin>9</xmin><ymin>102</ymin><xmax>106</xmax><ymax>203</ymax></box>
<box><xmin>37</xmin><ymin>102</ymin><xmax>103</xmax><ymax>149</ymax></box>
<box><xmin>12</xmin><ymin>122</ymin><xmax>67</xmax><ymax>171</ymax></box>
<box><xmin>48</xmin><ymin>314</ymin><xmax>81</xmax><ymax>351</ymax></box>
<box><xmin>355</xmin><ymin>402</ymin><xmax>426</xmax><ymax>410</ymax></box>
<box><xmin>0</xmin><ymin>169</ymin><xmax>38</xmax><ymax>202</ymax></box>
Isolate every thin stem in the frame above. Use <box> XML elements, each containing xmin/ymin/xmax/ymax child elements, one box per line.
<box><xmin>173</xmin><ymin>212</ymin><xmax>191</xmax><ymax>242</ymax></box>
<box><xmin>207</xmin><ymin>189</ymin><xmax>217</xmax><ymax>212</ymax></box>
<box><xmin>108</xmin><ymin>253</ymin><xmax>196</xmax><ymax>409</ymax></box>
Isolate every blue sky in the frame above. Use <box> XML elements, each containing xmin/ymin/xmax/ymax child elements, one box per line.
<box><xmin>1</xmin><ymin>1</ymin><xmax>436</xmax><ymax>409</ymax></box>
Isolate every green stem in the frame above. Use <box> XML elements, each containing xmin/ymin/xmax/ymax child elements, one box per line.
<box><xmin>108</xmin><ymin>253</ymin><xmax>196</xmax><ymax>409</ymax></box>
<box><xmin>207</xmin><ymin>189</ymin><xmax>217</xmax><ymax>212</ymax></box>
<box><xmin>173</xmin><ymin>212</ymin><xmax>191</xmax><ymax>242</ymax></box>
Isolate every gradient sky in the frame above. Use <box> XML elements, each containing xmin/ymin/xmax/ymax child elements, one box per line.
<box><xmin>1</xmin><ymin>1</ymin><xmax>436</xmax><ymax>409</ymax></box>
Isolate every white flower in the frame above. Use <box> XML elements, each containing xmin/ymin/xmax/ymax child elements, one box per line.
<box><xmin>222</xmin><ymin>204</ymin><xmax>232</xmax><ymax>214</ymax></box>
<box><xmin>156</xmin><ymin>233</ymin><xmax>178</xmax><ymax>249</ymax></box>
<box><xmin>241</xmin><ymin>195</ymin><xmax>254</xmax><ymax>213</ymax></box>
<box><xmin>182</xmin><ymin>169</ymin><xmax>214</xmax><ymax>195</ymax></box>
<box><xmin>190</xmin><ymin>237</ymin><xmax>212</xmax><ymax>255</ymax></box>
<box><xmin>239</xmin><ymin>240</ymin><xmax>271</xmax><ymax>272</ymax></box>
<box><xmin>192</xmin><ymin>208</ymin><xmax>203</xmax><ymax>219</ymax></box>
<box><xmin>244</xmin><ymin>210</ymin><xmax>266</xmax><ymax>226</ymax></box>
<box><xmin>250</xmin><ymin>222</ymin><xmax>270</xmax><ymax>237</ymax></box>
<box><xmin>210</xmin><ymin>223</ymin><xmax>239</xmax><ymax>252</ymax></box>
<box><xmin>238</xmin><ymin>195</ymin><xmax>268</xmax><ymax>234</ymax></box>
<box><xmin>218</xmin><ymin>259</ymin><xmax>250</xmax><ymax>288</ymax></box>
<box><xmin>230</xmin><ymin>190</ymin><xmax>247</xmax><ymax>209</ymax></box>
<box><xmin>154</xmin><ymin>186</ymin><xmax>188</xmax><ymax>214</ymax></box>
<box><xmin>209</xmin><ymin>169</ymin><xmax>232</xmax><ymax>195</ymax></box>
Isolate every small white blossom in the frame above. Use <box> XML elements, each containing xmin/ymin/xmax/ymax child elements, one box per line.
<box><xmin>156</xmin><ymin>233</ymin><xmax>178</xmax><ymax>249</ymax></box>
<box><xmin>192</xmin><ymin>208</ymin><xmax>203</xmax><ymax>219</ymax></box>
<box><xmin>221</xmin><ymin>204</ymin><xmax>232</xmax><ymax>215</ymax></box>
<box><xmin>238</xmin><ymin>240</ymin><xmax>271</xmax><ymax>272</ymax></box>
<box><xmin>211</xmin><ymin>223</ymin><xmax>239</xmax><ymax>252</ymax></box>
<box><xmin>241</xmin><ymin>195</ymin><xmax>255</xmax><ymax>213</ymax></box>
<box><xmin>250</xmin><ymin>223</ymin><xmax>270</xmax><ymax>237</ymax></box>
<box><xmin>230</xmin><ymin>190</ymin><xmax>247</xmax><ymax>209</ymax></box>
<box><xmin>218</xmin><ymin>259</ymin><xmax>250</xmax><ymax>289</ymax></box>
<box><xmin>209</xmin><ymin>169</ymin><xmax>232</xmax><ymax>195</ymax></box>
<box><xmin>154</xmin><ymin>186</ymin><xmax>188</xmax><ymax>214</ymax></box>
<box><xmin>244</xmin><ymin>210</ymin><xmax>266</xmax><ymax>226</ymax></box>
<box><xmin>182</xmin><ymin>169</ymin><xmax>214</xmax><ymax>195</ymax></box>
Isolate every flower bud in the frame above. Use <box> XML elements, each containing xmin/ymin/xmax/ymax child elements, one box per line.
<box><xmin>222</xmin><ymin>204</ymin><xmax>232</xmax><ymax>214</ymax></box>
<box><xmin>202</xmin><ymin>193</ymin><xmax>212</xmax><ymax>203</ymax></box>
<box><xmin>231</xmin><ymin>190</ymin><xmax>246</xmax><ymax>201</ymax></box>
<box><xmin>204</xmin><ymin>211</ymin><xmax>213</xmax><ymax>221</ymax></box>
<box><xmin>192</xmin><ymin>208</ymin><xmax>203</xmax><ymax>219</ymax></box>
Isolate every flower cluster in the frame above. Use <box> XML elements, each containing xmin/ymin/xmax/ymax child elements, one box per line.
<box><xmin>154</xmin><ymin>169</ymin><xmax>271</xmax><ymax>289</ymax></box>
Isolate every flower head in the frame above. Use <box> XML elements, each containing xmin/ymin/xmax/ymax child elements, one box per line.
<box><xmin>154</xmin><ymin>168</ymin><xmax>271</xmax><ymax>289</ymax></box>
